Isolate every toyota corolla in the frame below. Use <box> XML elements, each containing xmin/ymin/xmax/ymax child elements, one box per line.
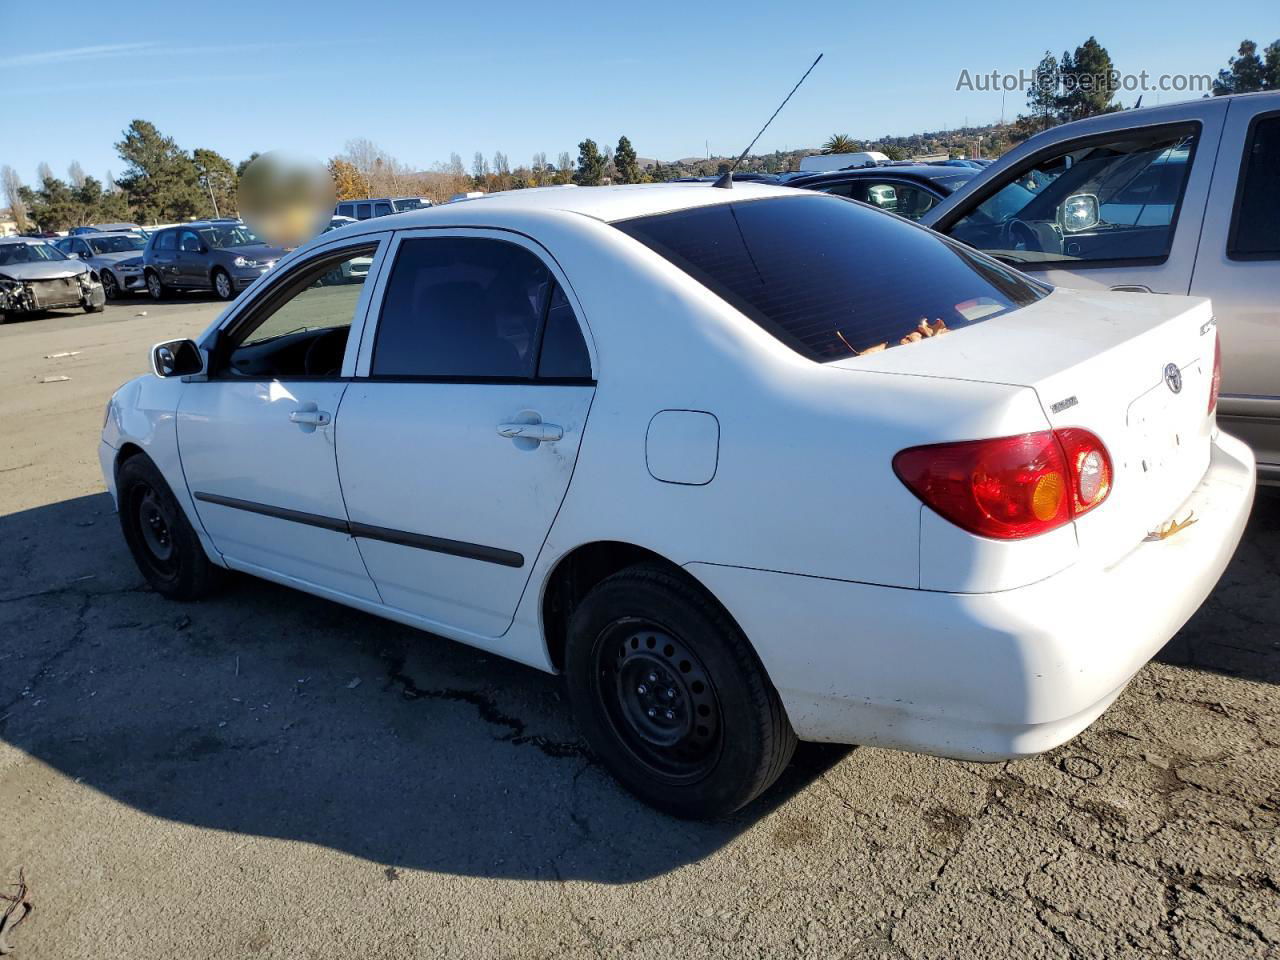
<box><xmin>99</xmin><ymin>183</ymin><xmax>1255</xmax><ymax>818</ymax></box>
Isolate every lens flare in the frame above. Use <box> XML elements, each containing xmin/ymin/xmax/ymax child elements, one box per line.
<box><xmin>237</xmin><ymin>152</ymin><xmax>335</xmax><ymax>249</ymax></box>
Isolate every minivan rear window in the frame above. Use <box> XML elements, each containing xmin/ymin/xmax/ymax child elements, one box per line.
<box><xmin>615</xmin><ymin>195</ymin><xmax>1048</xmax><ymax>362</ymax></box>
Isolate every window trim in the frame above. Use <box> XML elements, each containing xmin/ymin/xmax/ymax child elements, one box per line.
<box><xmin>932</xmin><ymin>120</ymin><xmax>1203</xmax><ymax>271</ymax></box>
<box><xmin>1226</xmin><ymin>108</ymin><xmax>1280</xmax><ymax>262</ymax></box>
<box><xmin>352</xmin><ymin>226</ymin><xmax>597</xmax><ymax>386</ymax></box>
<box><xmin>203</xmin><ymin>233</ymin><xmax>390</xmax><ymax>382</ymax></box>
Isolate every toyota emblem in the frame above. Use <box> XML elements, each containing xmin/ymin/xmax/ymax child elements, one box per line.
<box><xmin>1164</xmin><ymin>363</ymin><xmax>1183</xmax><ymax>394</ymax></box>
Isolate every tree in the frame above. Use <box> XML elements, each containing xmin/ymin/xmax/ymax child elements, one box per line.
<box><xmin>114</xmin><ymin>119</ymin><xmax>203</xmax><ymax>223</ymax></box>
<box><xmin>328</xmin><ymin>158</ymin><xmax>365</xmax><ymax>200</ymax></box>
<box><xmin>556</xmin><ymin>151</ymin><xmax>574</xmax><ymax>185</ymax></box>
<box><xmin>236</xmin><ymin>152</ymin><xmax>261</xmax><ymax>179</ymax></box>
<box><xmin>192</xmin><ymin>148</ymin><xmax>237</xmax><ymax>218</ymax></box>
<box><xmin>1266</xmin><ymin>40</ymin><xmax>1280</xmax><ymax>89</ymax></box>
<box><xmin>67</xmin><ymin>161</ymin><xmax>86</xmax><ymax>188</ymax></box>
<box><xmin>1027</xmin><ymin>51</ymin><xmax>1060</xmax><ymax>131</ymax></box>
<box><xmin>823</xmin><ymin>134</ymin><xmax>858</xmax><ymax>153</ymax></box>
<box><xmin>448</xmin><ymin>152</ymin><xmax>465</xmax><ymax>178</ymax></box>
<box><xmin>1</xmin><ymin>165</ymin><xmax>29</xmax><ymax>232</ymax></box>
<box><xmin>1213</xmin><ymin>39</ymin><xmax>1276</xmax><ymax>95</ymax></box>
<box><xmin>18</xmin><ymin>175</ymin><xmax>128</xmax><ymax>231</ymax></box>
<box><xmin>614</xmin><ymin>136</ymin><xmax>640</xmax><ymax>184</ymax></box>
<box><xmin>37</xmin><ymin>162</ymin><xmax>53</xmax><ymax>183</ymax></box>
<box><xmin>574</xmin><ymin>139</ymin><xmax>604</xmax><ymax>186</ymax></box>
<box><xmin>1056</xmin><ymin>37</ymin><xmax>1121</xmax><ymax>122</ymax></box>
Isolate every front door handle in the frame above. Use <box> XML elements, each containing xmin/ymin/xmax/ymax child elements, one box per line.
<box><xmin>497</xmin><ymin>422</ymin><xmax>563</xmax><ymax>443</ymax></box>
<box><xmin>290</xmin><ymin>409</ymin><xmax>331</xmax><ymax>426</ymax></box>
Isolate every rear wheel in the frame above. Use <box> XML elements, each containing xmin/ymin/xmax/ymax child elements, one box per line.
<box><xmin>116</xmin><ymin>455</ymin><xmax>223</xmax><ymax>600</ymax></box>
<box><xmin>564</xmin><ymin>564</ymin><xmax>795</xmax><ymax>819</ymax></box>
<box><xmin>211</xmin><ymin>268</ymin><xmax>234</xmax><ymax>301</ymax></box>
<box><xmin>145</xmin><ymin>270</ymin><xmax>166</xmax><ymax>301</ymax></box>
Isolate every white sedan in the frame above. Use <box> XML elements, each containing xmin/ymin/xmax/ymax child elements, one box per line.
<box><xmin>100</xmin><ymin>182</ymin><xmax>1255</xmax><ymax>818</ymax></box>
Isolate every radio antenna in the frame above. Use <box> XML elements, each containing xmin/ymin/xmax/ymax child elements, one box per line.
<box><xmin>714</xmin><ymin>53</ymin><xmax>823</xmax><ymax>189</ymax></box>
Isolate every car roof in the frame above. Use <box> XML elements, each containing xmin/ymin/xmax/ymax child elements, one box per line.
<box><xmin>0</xmin><ymin>236</ymin><xmax>49</xmax><ymax>245</ymax></box>
<box><xmin>330</xmin><ymin>182</ymin><xmax>798</xmax><ymax>235</ymax></box>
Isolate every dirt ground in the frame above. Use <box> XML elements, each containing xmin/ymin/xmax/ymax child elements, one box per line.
<box><xmin>1</xmin><ymin>298</ymin><xmax>1277</xmax><ymax>959</ymax></box>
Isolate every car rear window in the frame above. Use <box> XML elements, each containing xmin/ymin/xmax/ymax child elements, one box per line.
<box><xmin>614</xmin><ymin>195</ymin><xmax>1048</xmax><ymax>362</ymax></box>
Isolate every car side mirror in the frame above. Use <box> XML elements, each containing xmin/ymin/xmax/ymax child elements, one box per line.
<box><xmin>67</xmin><ymin>252</ymin><xmax>80</xmax><ymax>259</ymax></box>
<box><xmin>1060</xmin><ymin>194</ymin><xmax>1100</xmax><ymax>233</ymax></box>
<box><xmin>198</xmin><ymin>245</ymin><xmax>209</xmax><ymax>254</ymax></box>
<box><xmin>151</xmin><ymin>339</ymin><xmax>204</xmax><ymax>378</ymax></box>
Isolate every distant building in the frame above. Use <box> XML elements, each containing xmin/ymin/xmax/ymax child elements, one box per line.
<box><xmin>0</xmin><ymin>209</ymin><xmax>20</xmax><ymax>237</ymax></box>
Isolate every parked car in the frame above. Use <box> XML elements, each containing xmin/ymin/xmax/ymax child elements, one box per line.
<box><xmin>785</xmin><ymin>164</ymin><xmax>978</xmax><ymax>221</ymax></box>
<box><xmin>54</xmin><ymin>232</ymin><xmax>148</xmax><ymax>298</ymax></box>
<box><xmin>69</xmin><ymin>222</ymin><xmax>143</xmax><ymax>235</ymax></box>
<box><xmin>101</xmin><ymin>183</ymin><xmax>1253</xmax><ymax>818</ymax></box>
<box><xmin>325</xmin><ymin>215</ymin><xmax>358</xmax><ymax>233</ymax></box>
<box><xmin>923</xmin><ymin>91</ymin><xmax>1280</xmax><ymax>485</ymax></box>
<box><xmin>141</xmin><ymin>221</ymin><xmax>288</xmax><ymax>301</ymax></box>
<box><xmin>798</xmin><ymin>151</ymin><xmax>890</xmax><ymax>172</ymax></box>
<box><xmin>334</xmin><ymin>197</ymin><xmax>433</xmax><ymax>221</ymax></box>
<box><xmin>0</xmin><ymin>237</ymin><xmax>105</xmax><ymax>322</ymax></box>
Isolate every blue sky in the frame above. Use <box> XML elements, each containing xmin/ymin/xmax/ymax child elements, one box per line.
<box><xmin>2</xmin><ymin>0</ymin><xmax>1274</xmax><ymax>184</ymax></box>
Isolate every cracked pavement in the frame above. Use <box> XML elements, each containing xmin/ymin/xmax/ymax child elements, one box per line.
<box><xmin>1</xmin><ymin>302</ymin><xmax>1277</xmax><ymax>959</ymax></box>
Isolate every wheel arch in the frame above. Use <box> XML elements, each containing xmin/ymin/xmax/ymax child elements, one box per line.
<box><xmin>539</xmin><ymin>539</ymin><xmax>748</xmax><ymax>675</ymax></box>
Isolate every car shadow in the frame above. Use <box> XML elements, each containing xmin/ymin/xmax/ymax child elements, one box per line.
<box><xmin>0</xmin><ymin>493</ymin><xmax>849</xmax><ymax>884</ymax></box>
<box><xmin>1155</xmin><ymin>484</ymin><xmax>1280</xmax><ymax>685</ymax></box>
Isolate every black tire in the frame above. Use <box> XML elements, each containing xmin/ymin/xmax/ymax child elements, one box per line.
<box><xmin>211</xmin><ymin>268</ymin><xmax>234</xmax><ymax>301</ymax></box>
<box><xmin>101</xmin><ymin>270</ymin><xmax>120</xmax><ymax>299</ymax></box>
<box><xmin>116</xmin><ymin>455</ymin><xmax>224</xmax><ymax>600</ymax></box>
<box><xmin>84</xmin><ymin>299</ymin><xmax>104</xmax><ymax>314</ymax></box>
<box><xmin>564</xmin><ymin>564</ymin><xmax>796</xmax><ymax>819</ymax></box>
<box><xmin>145</xmin><ymin>270</ymin><xmax>166</xmax><ymax>301</ymax></box>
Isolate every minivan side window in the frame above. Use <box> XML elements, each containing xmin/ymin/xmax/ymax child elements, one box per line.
<box><xmin>372</xmin><ymin>237</ymin><xmax>589</xmax><ymax>380</ymax></box>
<box><xmin>945</xmin><ymin>125</ymin><xmax>1198</xmax><ymax>267</ymax></box>
<box><xmin>1229</xmin><ymin>114</ymin><xmax>1280</xmax><ymax>260</ymax></box>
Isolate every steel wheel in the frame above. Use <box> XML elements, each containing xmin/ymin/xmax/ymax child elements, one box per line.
<box><xmin>129</xmin><ymin>482</ymin><xmax>179</xmax><ymax>579</ymax></box>
<box><xmin>594</xmin><ymin>619</ymin><xmax>723</xmax><ymax>782</ymax></box>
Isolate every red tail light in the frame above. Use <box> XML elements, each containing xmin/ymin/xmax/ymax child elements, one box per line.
<box><xmin>1208</xmin><ymin>333</ymin><xmax>1222</xmax><ymax>414</ymax></box>
<box><xmin>893</xmin><ymin>429</ymin><xmax>1113</xmax><ymax>540</ymax></box>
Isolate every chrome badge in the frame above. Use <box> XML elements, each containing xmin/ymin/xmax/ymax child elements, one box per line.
<box><xmin>1164</xmin><ymin>363</ymin><xmax>1183</xmax><ymax>394</ymax></box>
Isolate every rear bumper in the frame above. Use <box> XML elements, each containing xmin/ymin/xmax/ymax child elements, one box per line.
<box><xmin>687</xmin><ymin>431</ymin><xmax>1256</xmax><ymax>760</ymax></box>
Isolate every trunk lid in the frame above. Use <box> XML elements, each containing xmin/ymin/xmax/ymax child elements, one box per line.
<box><xmin>831</xmin><ymin>287</ymin><xmax>1218</xmax><ymax>564</ymax></box>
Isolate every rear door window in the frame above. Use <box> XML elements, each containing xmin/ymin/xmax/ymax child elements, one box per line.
<box><xmin>371</xmin><ymin>237</ymin><xmax>553</xmax><ymax>379</ymax></box>
<box><xmin>373</xmin><ymin>201</ymin><xmax>393</xmax><ymax>217</ymax></box>
<box><xmin>156</xmin><ymin>231</ymin><xmax>177</xmax><ymax>252</ymax></box>
<box><xmin>356</xmin><ymin>203</ymin><xmax>372</xmax><ymax>220</ymax></box>
<box><xmin>1229</xmin><ymin>114</ymin><xmax>1280</xmax><ymax>260</ymax></box>
<box><xmin>615</xmin><ymin>194</ymin><xmax>1047</xmax><ymax>362</ymax></box>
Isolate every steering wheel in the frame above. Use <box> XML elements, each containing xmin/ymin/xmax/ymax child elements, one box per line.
<box><xmin>1003</xmin><ymin>218</ymin><xmax>1063</xmax><ymax>256</ymax></box>
<box><xmin>303</xmin><ymin>327</ymin><xmax>348</xmax><ymax>377</ymax></box>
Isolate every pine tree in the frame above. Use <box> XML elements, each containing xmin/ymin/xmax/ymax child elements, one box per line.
<box><xmin>1057</xmin><ymin>38</ymin><xmax>1121</xmax><ymax>121</ymax></box>
<box><xmin>615</xmin><ymin>136</ymin><xmax>640</xmax><ymax>184</ymax></box>
<box><xmin>114</xmin><ymin>120</ymin><xmax>203</xmax><ymax>223</ymax></box>
<box><xmin>1214</xmin><ymin>40</ymin><xmax>1268</xmax><ymax>95</ymax></box>
<box><xmin>574</xmin><ymin>139</ymin><xmax>604</xmax><ymax>186</ymax></box>
<box><xmin>1027</xmin><ymin>51</ymin><xmax>1060</xmax><ymax>131</ymax></box>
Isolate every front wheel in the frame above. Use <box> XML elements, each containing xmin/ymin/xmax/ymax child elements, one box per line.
<box><xmin>101</xmin><ymin>270</ymin><xmax>120</xmax><ymax>299</ymax></box>
<box><xmin>116</xmin><ymin>455</ymin><xmax>224</xmax><ymax>600</ymax></box>
<box><xmin>564</xmin><ymin>564</ymin><xmax>796</xmax><ymax>819</ymax></box>
<box><xmin>211</xmin><ymin>268</ymin><xmax>234</xmax><ymax>301</ymax></box>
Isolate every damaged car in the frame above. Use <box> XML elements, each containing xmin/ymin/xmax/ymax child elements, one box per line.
<box><xmin>0</xmin><ymin>237</ymin><xmax>106</xmax><ymax>323</ymax></box>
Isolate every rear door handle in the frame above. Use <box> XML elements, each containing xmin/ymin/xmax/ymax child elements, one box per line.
<box><xmin>497</xmin><ymin>422</ymin><xmax>563</xmax><ymax>443</ymax></box>
<box><xmin>290</xmin><ymin>409</ymin><xmax>331</xmax><ymax>426</ymax></box>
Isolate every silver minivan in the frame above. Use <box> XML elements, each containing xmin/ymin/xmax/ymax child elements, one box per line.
<box><xmin>924</xmin><ymin>91</ymin><xmax>1280</xmax><ymax>484</ymax></box>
